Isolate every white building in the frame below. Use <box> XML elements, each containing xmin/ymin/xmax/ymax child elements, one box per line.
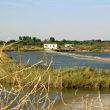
<box><xmin>44</xmin><ymin>43</ymin><xmax>58</xmax><ymax>50</ymax></box>
<box><xmin>65</xmin><ymin>44</ymin><xmax>73</xmax><ymax>48</ymax></box>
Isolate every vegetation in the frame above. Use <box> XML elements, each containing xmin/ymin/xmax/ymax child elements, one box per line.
<box><xmin>0</xmin><ymin>42</ymin><xmax>110</xmax><ymax>90</ymax></box>
<box><xmin>1</xmin><ymin>36</ymin><xmax>110</xmax><ymax>51</ymax></box>
<box><xmin>0</xmin><ymin>50</ymin><xmax>110</xmax><ymax>109</ymax></box>
<box><xmin>0</xmin><ymin>52</ymin><xmax>110</xmax><ymax>89</ymax></box>
<box><xmin>1</xmin><ymin>62</ymin><xmax>110</xmax><ymax>89</ymax></box>
<box><xmin>0</xmin><ymin>52</ymin><xmax>59</xmax><ymax>110</ymax></box>
<box><xmin>0</xmin><ymin>36</ymin><xmax>110</xmax><ymax>51</ymax></box>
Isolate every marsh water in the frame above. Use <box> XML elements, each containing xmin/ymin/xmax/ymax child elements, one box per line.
<box><xmin>1</xmin><ymin>87</ymin><xmax>110</xmax><ymax>110</ymax></box>
<box><xmin>5</xmin><ymin>51</ymin><xmax>110</xmax><ymax>109</ymax></box>
<box><xmin>6</xmin><ymin>51</ymin><xmax>110</xmax><ymax>69</ymax></box>
<box><xmin>54</xmin><ymin>88</ymin><xmax>110</xmax><ymax>110</ymax></box>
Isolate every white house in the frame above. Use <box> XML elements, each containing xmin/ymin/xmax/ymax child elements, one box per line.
<box><xmin>65</xmin><ymin>44</ymin><xmax>73</xmax><ymax>48</ymax></box>
<box><xmin>44</xmin><ymin>43</ymin><xmax>58</xmax><ymax>50</ymax></box>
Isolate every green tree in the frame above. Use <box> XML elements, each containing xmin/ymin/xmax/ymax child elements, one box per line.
<box><xmin>0</xmin><ymin>41</ymin><xmax>5</xmax><ymax>45</ymax></box>
<box><xmin>33</xmin><ymin>37</ymin><xmax>37</xmax><ymax>42</ymax></box>
<box><xmin>36</xmin><ymin>38</ymin><xmax>41</xmax><ymax>42</ymax></box>
<box><xmin>33</xmin><ymin>37</ymin><xmax>41</xmax><ymax>42</ymax></box>
<box><xmin>19</xmin><ymin>36</ymin><xmax>22</xmax><ymax>40</ymax></box>
<box><xmin>49</xmin><ymin>37</ymin><xmax>55</xmax><ymax>42</ymax></box>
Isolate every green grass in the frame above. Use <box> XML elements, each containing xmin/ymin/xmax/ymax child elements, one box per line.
<box><xmin>0</xmin><ymin>59</ymin><xmax>110</xmax><ymax>89</ymax></box>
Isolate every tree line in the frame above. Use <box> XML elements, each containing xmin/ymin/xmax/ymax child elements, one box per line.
<box><xmin>0</xmin><ymin>36</ymin><xmax>110</xmax><ymax>46</ymax></box>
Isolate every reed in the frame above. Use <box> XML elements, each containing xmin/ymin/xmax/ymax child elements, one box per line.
<box><xmin>1</xmin><ymin>62</ymin><xmax>110</xmax><ymax>89</ymax></box>
<box><xmin>0</xmin><ymin>43</ymin><xmax>58</xmax><ymax>110</ymax></box>
<box><xmin>0</xmin><ymin>43</ymin><xmax>110</xmax><ymax>110</ymax></box>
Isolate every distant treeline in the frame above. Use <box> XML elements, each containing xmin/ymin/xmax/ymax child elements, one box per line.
<box><xmin>0</xmin><ymin>36</ymin><xmax>110</xmax><ymax>45</ymax></box>
<box><xmin>0</xmin><ymin>36</ymin><xmax>110</xmax><ymax>51</ymax></box>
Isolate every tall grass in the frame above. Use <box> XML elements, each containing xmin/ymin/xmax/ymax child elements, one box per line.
<box><xmin>0</xmin><ymin>60</ymin><xmax>59</xmax><ymax>109</ymax></box>
<box><xmin>1</xmin><ymin>63</ymin><xmax>110</xmax><ymax>89</ymax></box>
<box><xmin>0</xmin><ymin>43</ymin><xmax>58</xmax><ymax>110</ymax></box>
<box><xmin>0</xmin><ymin>42</ymin><xmax>110</xmax><ymax>110</ymax></box>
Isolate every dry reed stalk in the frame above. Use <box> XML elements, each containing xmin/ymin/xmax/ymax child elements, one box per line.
<box><xmin>0</xmin><ymin>43</ymin><xmax>110</xmax><ymax>110</ymax></box>
<box><xmin>0</xmin><ymin>43</ymin><xmax>59</xmax><ymax>110</ymax></box>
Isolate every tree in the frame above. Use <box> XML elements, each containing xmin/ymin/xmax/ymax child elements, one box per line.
<box><xmin>0</xmin><ymin>41</ymin><xmax>5</xmax><ymax>45</ymax></box>
<box><xmin>49</xmin><ymin>37</ymin><xmax>55</xmax><ymax>42</ymax></box>
<box><xmin>33</xmin><ymin>37</ymin><xmax>37</xmax><ymax>42</ymax></box>
<box><xmin>33</xmin><ymin>37</ymin><xmax>41</xmax><ymax>42</ymax></box>
<box><xmin>36</xmin><ymin>38</ymin><xmax>41</xmax><ymax>42</ymax></box>
<box><xmin>43</xmin><ymin>39</ymin><xmax>48</xmax><ymax>43</ymax></box>
<box><xmin>19</xmin><ymin>36</ymin><xmax>22</xmax><ymax>40</ymax></box>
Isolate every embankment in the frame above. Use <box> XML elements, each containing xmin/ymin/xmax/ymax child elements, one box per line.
<box><xmin>56</xmin><ymin>51</ymin><xmax>110</xmax><ymax>62</ymax></box>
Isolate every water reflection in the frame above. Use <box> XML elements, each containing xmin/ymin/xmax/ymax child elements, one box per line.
<box><xmin>1</xmin><ymin>84</ymin><xmax>110</xmax><ymax>110</ymax></box>
<box><xmin>55</xmin><ymin>88</ymin><xmax>110</xmax><ymax>110</ymax></box>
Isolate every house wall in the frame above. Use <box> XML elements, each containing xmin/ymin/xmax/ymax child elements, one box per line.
<box><xmin>65</xmin><ymin>44</ymin><xmax>73</xmax><ymax>48</ymax></box>
<box><xmin>44</xmin><ymin>44</ymin><xmax>58</xmax><ymax>49</ymax></box>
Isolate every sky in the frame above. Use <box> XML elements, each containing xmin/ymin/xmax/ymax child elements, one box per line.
<box><xmin>0</xmin><ymin>0</ymin><xmax>110</xmax><ymax>41</ymax></box>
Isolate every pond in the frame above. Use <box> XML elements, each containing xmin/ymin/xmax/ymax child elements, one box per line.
<box><xmin>6</xmin><ymin>51</ymin><xmax>110</xmax><ymax>69</ymax></box>
<box><xmin>1</xmin><ymin>85</ymin><xmax>110</xmax><ymax>110</ymax></box>
<box><xmin>54</xmin><ymin>88</ymin><xmax>110</xmax><ymax>110</ymax></box>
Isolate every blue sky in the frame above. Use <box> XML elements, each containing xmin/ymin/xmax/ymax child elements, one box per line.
<box><xmin>0</xmin><ymin>0</ymin><xmax>110</xmax><ymax>41</ymax></box>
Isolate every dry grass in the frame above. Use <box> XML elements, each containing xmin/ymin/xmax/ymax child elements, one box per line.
<box><xmin>0</xmin><ymin>43</ymin><xmax>110</xmax><ymax>110</ymax></box>
<box><xmin>0</xmin><ymin>60</ymin><xmax>58</xmax><ymax>109</ymax></box>
<box><xmin>0</xmin><ymin>43</ymin><xmax>58</xmax><ymax>110</ymax></box>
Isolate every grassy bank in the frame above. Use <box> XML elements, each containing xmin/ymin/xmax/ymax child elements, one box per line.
<box><xmin>2</xmin><ymin>45</ymin><xmax>44</xmax><ymax>51</ymax></box>
<box><xmin>0</xmin><ymin>57</ymin><xmax>110</xmax><ymax>89</ymax></box>
<box><xmin>0</xmin><ymin>52</ymin><xmax>14</xmax><ymax>63</ymax></box>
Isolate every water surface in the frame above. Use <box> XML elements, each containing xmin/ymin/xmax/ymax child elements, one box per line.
<box><xmin>1</xmin><ymin>85</ymin><xmax>110</xmax><ymax>110</ymax></box>
<box><xmin>55</xmin><ymin>88</ymin><xmax>110</xmax><ymax>110</ymax></box>
<box><xmin>6</xmin><ymin>51</ymin><xmax>110</xmax><ymax>69</ymax></box>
